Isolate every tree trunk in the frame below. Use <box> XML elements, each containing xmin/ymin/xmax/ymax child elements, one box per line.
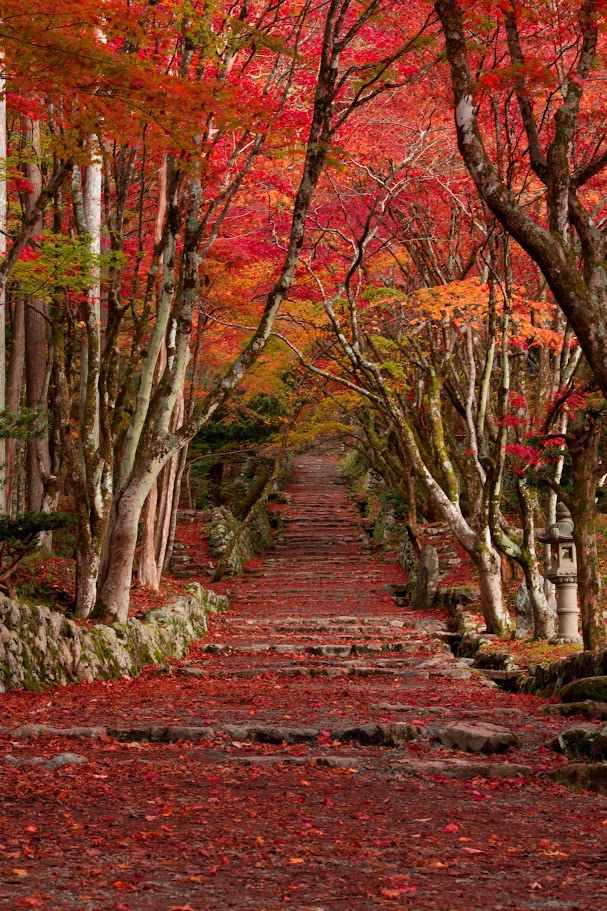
<box><xmin>163</xmin><ymin>445</ymin><xmax>188</xmax><ymax>572</ymax></box>
<box><xmin>4</xmin><ymin>296</ymin><xmax>24</xmax><ymax>515</ymax></box>
<box><xmin>138</xmin><ymin>479</ymin><xmax>160</xmax><ymax>590</ymax></box>
<box><xmin>24</xmin><ymin>120</ymin><xmax>50</xmax><ymax>514</ymax></box>
<box><xmin>93</xmin><ymin>485</ymin><xmax>148</xmax><ymax>624</ymax></box>
<box><xmin>522</xmin><ymin>559</ymin><xmax>555</xmax><ymax>641</ymax></box>
<box><xmin>569</xmin><ymin>420</ymin><xmax>606</xmax><ymax>649</ymax></box>
<box><xmin>471</xmin><ymin>535</ymin><xmax>512</xmax><ymax>637</ymax></box>
<box><xmin>0</xmin><ymin>73</ymin><xmax>6</xmax><ymax>510</ymax></box>
<box><xmin>75</xmin><ymin>544</ymin><xmax>102</xmax><ymax>618</ymax></box>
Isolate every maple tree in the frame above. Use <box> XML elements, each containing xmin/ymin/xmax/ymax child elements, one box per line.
<box><xmin>436</xmin><ymin>0</ymin><xmax>607</xmax><ymax>398</ymax></box>
<box><xmin>0</xmin><ymin>0</ymin><xmax>603</xmax><ymax>641</ymax></box>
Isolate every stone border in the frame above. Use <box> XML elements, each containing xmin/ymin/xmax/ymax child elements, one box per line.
<box><xmin>518</xmin><ymin>649</ymin><xmax>607</xmax><ymax>697</ymax></box>
<box><xmin>0</xmin><ymin>583</ymin><xmax>227</xmax><ymax>692</ymax></box>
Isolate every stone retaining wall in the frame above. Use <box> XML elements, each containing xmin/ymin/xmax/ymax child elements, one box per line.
<box><xmin>0</xmin><ymin>583</ymin><xmax>227</xmax><ymax>692</ymax></box>
<box><xmin>208</xmin><ymin>506</ymin><xmax>272</xmax><ymax>574</ymax></box>
<box><xmin>518</xmin><ymin>649</ymin><xmax>607</xmax><ymax>696</ymax></box>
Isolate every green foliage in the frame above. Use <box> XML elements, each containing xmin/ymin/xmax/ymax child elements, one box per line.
<box><xmin>187</xmin><ymin>394</ymin><xmax>285</xmax><ymax>508</ymax></box>
<box><xmin>378</xmin><ymin>487</ymin><xmax>407</xmax><ymax>521</ymax></box>
<box><xmin>0</xmin><ymin>512</ymin><xmax>73</xmax><ymax>598</ymax></box>
<box><xmin>0</xmin><ymin>512</ymin><xmax>72</xmax><ymax>551</ymax></box>
<box><xmin>0</xmin><ymin>406</ymin><xmax>47</xmax><ymax>440</ymax></box>
<box><xmin>192</xmin><ymin>393</ymin><xmax>285</xmax><ymax>454</ymax></box>
<box><xmin>11</xmin><ymin>231</ymin><xmax>115</xmax><ymax>306</ymax></box>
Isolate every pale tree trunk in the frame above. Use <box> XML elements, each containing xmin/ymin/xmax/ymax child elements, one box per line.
<box><xmin>69</xmin><ymin>139</ymin><xmax>109</xmax><ymax>617</ymax></box>
<box><xmin>24</xmin><ymin>120</ymin><xmax>50</xmax><ymax>514</ymax></box>
<box><xmin>474</xmin><ymin>544</ymin><xmax>506</xmax><ymax>634</ymax></box>
<box><xmin>80</xmin><ymin>144</ymin><xmax>102</xmax><ymax>448</ymax></box>
<box><xmin>164</xmin><ymin>445</ymin><xmax>188</xmax><ymax>572</ymax></box>
<box><xmin>399</xmin><ymin>418</ymin><xmax>512</xmax><ymax>635</ymax></box>
<box><xmin>138</xmin><ymin>160</ymin><xmax>169</xmax><ymax>591</ymax></box>
<box><xmin>154</xmin><ymin>386</ymin><xmax>185</xmax><ymax>573</ymax></box>
<box><xmin>139</xmin><ymin>478</ymin><xmax>160</xmax><ymax>589</ymax></box>
<box><xmin>525</xmin><ymin>559</ymin><xmax>555</xmax><ymax>640</ymax></box>
<box><xmin>95</xmin><ymin>486</ymin><xmax>148</xmax><ymax>622</ymax></box>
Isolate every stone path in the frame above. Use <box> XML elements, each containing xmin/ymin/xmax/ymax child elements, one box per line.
<box><xmin>1</xmin><ymin>455</ymin><xmax>607</xmax><ymax>910</ymax></box>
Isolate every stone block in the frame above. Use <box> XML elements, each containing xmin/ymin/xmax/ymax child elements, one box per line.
<box><xmin>436</xmin><ymin>722</ymin><xmax>519</xmax><ymax>754</ymax></box>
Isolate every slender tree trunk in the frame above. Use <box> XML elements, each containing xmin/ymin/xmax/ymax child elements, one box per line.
<box><xmin>76</xmin><ymin>546</ymin><xmax>101</xmax><ymax>620</ymax></box>
<box><xmin>24</xmin><ymin>120</ymin><xmax>50</xmax><ymax>513</ymax></box>
<box><xmin>474</xmin><ymin>545</ymin><xmax>508</xmax><ymax>635</ymax></box>
<box><xmin>154</xmin><ymin>385</ymin><xmax>184</xmax><ymax>572</ymax></box>
<box><xmin>80</xmin><ymin>146</ymin><xmax>102</xmax><ymax>448</ymax></box>
<box><xmin>164</xmin><ymin>445</ymin><xmax>188</xmax><ymax>572</ymax></box>
<box><xmin>522</xmin><ymin>558</ymin><xmax>555</xmax><ymax>640</ymax></box>
<box><xmin>138</xmin><ymin>480</ymin><xmax>160</xmax><ymax>590</ymax></box>
<box><xmin>570</xmin><ymin>422</ymin><xmax>605</xmax><ymax>649</ymax></box>
<box><xmin>0</xmin><ymin>70</ymin><xmax>6</xmax><ymax>510</ymax></box>
<box><xmin>5</xmin><ymin>295</ymin><xmax>25</xmax><ymax>514</ymax></box>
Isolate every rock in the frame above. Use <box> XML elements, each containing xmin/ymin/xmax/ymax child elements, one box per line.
<box><xmin>391</xmin><ymin>758</ymin><xmax>533</xmax><ymax>780</ymax></box>
<box><xmin>429</xmin><ymin>666</ymin><xmax>472</xmax><ymax>680</ymax></box>
<box><xmin>44</xmin><ymin>752</ymin><xmax>88</xmax><ymax>769</ymax></box>
<box><xmin>238</xmin><ymin>725</ymin><xmax>318</xmax><ymax>745</ymax></box>
<box><xmin>560</xmin><ymin>677</ymin><xmax>607</xmax><ymax>704</ymax></box>
<box><xmin>436</xmin><ymin>722</ymin><xmax>519</xmax><ymax>754</ymax></box>
<box><xmin>177</xmin><ymin>667</ymin><xmax>206</xmax><ymax>678</ymax></box>
<box><xmin>305</xmin><ymin>644</ymin><xmax>351</xmax><ymax>657</ymax></box>
<box><xmin>435</xmin><ymin>587</ymin><xmax>480</xmax><ymax>610</ymax></box>
<box><xmin>332</xmin><ymin>722</ymin><xmax>422</xmax><ymax>747</ymax></box>
<box><xmin>373</xmin><ymin>703</ymin><xmax>445</xmax><ymax>714</ymax></box>
<box><xmin>4</xmin><ymin>752</ymin><xmax>87</xmax><ymax>769</ymax></box>
<box><xmin>412</xmin><ymin>545</ymin><xmax>439</xmax><ymax>611</ymax></box>
<box><xmin>552</xmin><ymin>763</ymin><xmax>607</xmax><ymax>795</ymax></box>
<box><xmin>514</xmin><ymin>581</ymin><xmax>534</xmax><ymax>634</ymax></box>
<box><xmin>314</xmin><ymin>756</ymin><xmax>362</xmax><ymax>769</ymax></box>
<box><xmin>107</xmin><ymin>725</ymin><xmax>215</xmax><ymax>743</ymax></box>
<box><xmin>10</xmin><ymin>724</ymin><xmax>106</xmax><ymax>739</ymax></box>
<box><xmin>546</xmin><ymin>724</ymin><xmax>607</xmax><ymax>760</ymax></box>
<box><xmin>542</xmin><ymin>701</ymin><xmax>607</xmax><ymax>721</ymax></box>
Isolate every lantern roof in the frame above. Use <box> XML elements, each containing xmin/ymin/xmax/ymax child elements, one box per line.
<box><xmin>538</xmin><ymin>502</ymin><xmax>574</xmax><ymax>544</ymax></box>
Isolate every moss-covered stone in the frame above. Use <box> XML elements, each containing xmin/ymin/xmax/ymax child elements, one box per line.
<box><xmin>552</xmin><ymin>762</ymin><xmax>607</xmax><ymax>794</ymax></box>
<box><xmin>0</xmin><ymin>583</ymin><xmax>227</xmax><ymax>692</ymax></box>
<box><xmin>560</xmin><ymin>676</ymin><xmax>607</xmax><ymax>704</ymax></box>
<box><xmin>546</xmin><ymin>724</ymin><xmax>607</xmax><ymax>760</ymax></box>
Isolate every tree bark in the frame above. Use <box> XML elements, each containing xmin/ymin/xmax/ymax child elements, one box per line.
<box><xmin>569</xmin><ymin>419</ymin><xmax>606</xmax><ymax>648</ymax></box>
<box><xmin>5</xmin><ymin>295</ymin><xmax>25</xmax><ymax>514</ymax></box>
<box><xmin>24</xmin><ymin>120</ymin><xmax>51</xmax><ymax>514</ymax></box>
<box><xmin>0</xmin><ymin>70</ymin><xmax>6</xmax><ymax>509</ymax></box>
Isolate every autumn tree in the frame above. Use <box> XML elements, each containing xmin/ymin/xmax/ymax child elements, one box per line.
<box><xmin>435</xmin><ymin>0</ymin><xmax>607</xmax><ymax>398</ymax></box>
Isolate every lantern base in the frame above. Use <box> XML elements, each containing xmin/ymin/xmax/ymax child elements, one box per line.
<box><xmin>554</xmin><ymin>581</ymin><xmax>581</xmax><ymax>642</ymax></box>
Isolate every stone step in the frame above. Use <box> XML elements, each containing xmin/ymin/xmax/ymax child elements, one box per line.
<box><xmin>181</xmin><ymin>663</ymin><xmax>441</xmax><ymax>679</ymax></box>
<box><xmin>8</xmin><ymin>719</ymin><xmax>524</xmax><ymax>757</ymax></box>
<box><xmin>196</xmin><ymin>641</ymin><xmax>434</xmax><ymax>657</ymax></box>
<box><xmin>9</xmin><ymin>720</ymin><xmax>422</xmax><ymax>747</ymax></box>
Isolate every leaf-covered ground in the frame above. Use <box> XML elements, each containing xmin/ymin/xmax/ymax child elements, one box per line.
<box><xmin>0</xmin><ymin>455</ymin><xmax>605</xmax><ymax>910</ymax></box>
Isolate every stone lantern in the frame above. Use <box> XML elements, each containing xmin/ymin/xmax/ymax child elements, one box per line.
<box><xmin>538</xmin><ymin>503</ymin><xmax>581</xmax><ymax>643</ymax></box>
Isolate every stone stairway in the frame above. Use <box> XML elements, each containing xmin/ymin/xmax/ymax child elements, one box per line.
<box><xmin>2</xmin><ymin>455</ymin><xmax>606</xmax><ymax>910</ymax></box>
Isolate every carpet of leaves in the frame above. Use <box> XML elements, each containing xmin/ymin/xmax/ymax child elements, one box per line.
<box><xmin>1</xmin><ymin>457</ymin><xmax>606</xmax><ymax>911</ymax></box>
